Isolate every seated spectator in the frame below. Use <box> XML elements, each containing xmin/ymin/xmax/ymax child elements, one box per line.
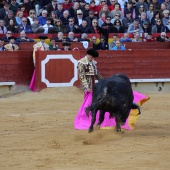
<box><xmin>50</xmin><ymin>11</ymin><xmax>58</xmax><ymax>25</ymax></box>
<box><xmin>113</xmin><ymin>19</ymin><xmax>125</xmax><ymax>33</ymax></box>
<box><xmin>0</xmin><ymin>19</ymin><xmax>7</xmax><ymax>34</ymax></box>
<box><xmin>18</xmin><ymin>17</ymin><xmax>32</xmax><ymax>33</ymax></box>
<box><xmin>124</xmin><ymin>1</ymin><xmax>133</xmax><ymax>16</ymax></box>
<box><xmin>31</xmin><ymin>17</ymin><xmax>44</xmax><ymax>33</ymax></box>
<box><xmin>85</xmin><ymin>11</ymin><xmax>98</xmax><ymax>27</ymax></box>
<box><xmin>3</xmin><ymin>31</ymin><xmax>16</xmax><ymax>43</ymax></box>
<box><xmin>79</xmin><ymin>0</ymin><xmax>86</xmax><ymax>11</ymax></box>
<box><xmin>6</xmin><ymin>19</ymin><xmax>18</xmax><ymax>33</ymax></box>
<box><xmin>62</xmin><ymin>0</ymin><xmax>73</xmax><ymax>10</ymax></box>
<box><xmin>82</xmin><ymin>3</ymin><xmax>90</xmax><ymax>18</ymax></box>
<box><xmin>9</xmin><ymin>0</ymin><xmax>20</xmax><ymax>16</ymax></box>
<box><xmin>78</xmin><ymin>20</ymin><xmax>91</xmax><ymax>33</ymax></box>
<box><xmin>156</xmin><ymin>32</ymin><xmax>170</xmax><ymax>42</ymax></box>
<box><xmin>65</xmin><ymin>17</ymin><xmax>79</xmax><ymax>33</ymax></box>
<box><xmin>109</xmin><ymin>33</ymin><xmax>119</xmax><ymax>50</ymax></box>
<box><xmin>142</xmin><ymin>21</ymin><xmax>152</xmax><ymax>33</ymax></box>
<box><xmin>122</xmin><ymin>11</ymin><xmax>134</xmax><ymax>32</ymax></box>
<box><xmin>0</xmin><ymin>38</ymin><xmax>6</xmax><ymax>51</ymax></box>
<box><xmin>138</xmin><ymin>12</ymin><xmax>150</xmax><ymax>27</ymax></box>
<box><xmin>0</xmin><ymin>3</ymin><xmax>10</xmax><ymax>20</ymax></box>
<box><xmin>127</xmin><ymin>20</ymin><xmax>144</xmax><ymax>34</ymax></box>
<box><xmin>110</xmin><ymin>3</ymin><xmax>123</xmax><ymax>19</ymax></box>
<box><xmin>96</xmin><ymin>36</ymin><xmax>108</xmax><ymax>50</ymax></box>
<box><xmin>78</xmin><ymin>33</ymin><xmax>90</xmax><ymax>42</ymax></box>
<box><xmin>74</xmin><ymin>9</ymin><xmax>85</xmax><ymax>26</ymax></box>
<box><xmin>15</xmin><ymin>11</ymin><xmax>24</xmax><ymax>26</ymax></box>
<box><xmin>4</xmin><ymin>10</ymin><xmax>17</xmax><ymax>27</ymax></box>
<box><xmin>143</xmin><ymin>33</ymin><xmax>156</xmax><ymax>42</ymax></box>
<box><xmin>22</xmin><ymin>0</ymin><xmax>32</xmax><ymax>15</ymax></box>
<box><xmin>4</xmin><ymin>36</ymin><xmax>19</xmax><ymax>51</ymax></box>
<box><xmin>89</xmin><ymin>0</ymin><xmax>100</xmax><ymax>18</ymax></box>
<box><xmin>151</xmin><ymin>19</ymin><xmax>166</xmax><ymax>33</ymax></box>
<box><xmin>111</xmin><ymin>12</ymin><xmax>123</xmax><ymax>25</ymax></box>
<box><xmin>42</xmin><ymin>18</ymin><xmax>53</xmax><ymax>34</ymax></box>
<box><xmin>56</xmin><ymin>3</ymin><xmax>65</xmax><ymax>19</ymax></box>
<box><xmin>49</xmin><ymin>19</ymin><xmax>65</xmax><ymax>33</ymax></box>
<box><xmin>61</xmin><ymin>42</ymin><xmax>72</xmax><ymax>51</ymax></box>
<box><xmin>68</xmin><ymin>2</ymin><xmax>80</xmax><ymax>18</ymax></box>
<box><xmin>55</xmin><ymin>32</ymin><xmax>65</xmax><ymax>42</ymax></box>
<box><xmin>146</xmin><ymin>3</ymin><xmax>154</xmax><ymax>23</ymax></box>
<box><xmin>60</xmin><ymin>10</ymin><xmax>70</xmax><ymax>26</ymax></box>
<box><xmin>91</xmin><ymin>35</ymin><xmax>98</xmax><ymax>50</ymax></box>
<box><xmin>101</xmin><ymin>16</ymin><xmax>117</xmax><ymax>33</ymax></box>
<box><xmin>65</xmin><ymin>32</ymin><xmax>78</xmax><ymax>42</ymax></box>
<box><xmin>98</xmin><ymin>11</ymin><xmax>106</xmax><ymax>27</ymax></box>
<box><xmin>49</xmin><ymin>38</ymin><xmax>58</xmax><ymax>50</ymax></box>
<box><xmin>132</xmin><ymin>32</ymin><xmax>142</xmax><ymax>42</ymax></box>
<box><xmin>99</xmin><ymin>5</ymin><xmax>111</xmax><ymax>19</ymax></box>
<box><xmin>89</xmin><ymin>19</ymin><xmax>101</xmax><ymax>34</ymax></box>
<box><xmin>120</xmin><ymin>33</ymin><xmax>132</xmax><ymax>42</ymax></box>
<box><xmin>38</xmin><ymin>10</ymin><xmax>48</xmax><ymax>26</ymax></box>
<box><xmin>108</xmin><ymin>0</ymin><xmax>118</xmax><ymax>12</ymax></box>
<box><xmin>111</xmin><ymin>40</ymin><xmax>126</xmax><ymax>50</ymax></box>
<box><xmin>46</xmin><ymin>0</ymin><xmax>58</xmax><ymax>16</ymax></box>
<box><xmin>16</xmin><ymin>30</ymin><xmax>34</xmax><ymax>42</ymax></box>
<box><xmin>18</xmin><ymin>4</ymin><xmax>28</xmax><ymax>18</ymax></box>
<box><xmin>135</xmin><ymin>4</ymin><xmax>147</xmax><ymax>19</ymax></box>
<box><xmin>151</xmin><ymin>11</ymin><xmax>162</xmax><ymax>26</ymax></box>
<box><xmin>162</xmin><ymin>10</ymin><xmax>170</xmax><ymax>26</ymax></box>
<box><xmin>165</xmin><ymin>18</ymin><xmax>170</xmax><ymax>32</ymax></box>
<box><xmin>27</xmin><ymin>9</ymin><xmax>36</xmax><ymax>25</ymax></box>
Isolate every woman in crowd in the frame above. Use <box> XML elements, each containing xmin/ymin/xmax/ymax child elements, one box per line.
<box><xmin>98</xmin><ymin>11</ymin><xmax>106</xmax><ymax>27</ymax></box>
<box><xmin>50</xmin><ymin>11</ymin><xmax>58</xmax><ymax>25</ymax></box>
<box><xmin>151</xmin><ymin>19</ymin><xmax>165</xmax><ymax>33</ymax></box>
<box><xmin>6</xmin><ymin>19</ymin><xmax>18</xmax><ymax>33</ymax></box>
<box><xmin>151</xmin><ymin>10</ymin><xmax>162</xmax><ymax>26</ymax></box>
<box><xmin>113</xmin><ymin>19</ymin><xmax>125</xmax><ymax>33</ymax></box>
<box><xmin>146</xmin><ymin>3</ymin><xmax>155</xmax><ymax>23</ymax></box>
<box><xmin>15</xmin><ymin>11</ymin><xmax>24</xmax><ymax>26</ymax></box>
<box><xmin>27</xmin><ymin>9</ymin><xmax>36</xmax><ymax>25</ymax></box>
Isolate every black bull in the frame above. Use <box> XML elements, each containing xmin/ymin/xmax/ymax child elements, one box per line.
<box><xmin>86</xmin><ymin>74</ymin><xmax>141</xmax><ymax>132</ymax></box>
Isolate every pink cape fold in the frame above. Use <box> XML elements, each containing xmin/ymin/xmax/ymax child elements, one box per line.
<box><xmin>74</xmin><ymin>91</ymin><xmax>148</xmax><ymax>130</ymax></box>
<box><xmin>29</xmin><ymin>68</ymin><xmax>36</xmax><ymax>92</ymax></box>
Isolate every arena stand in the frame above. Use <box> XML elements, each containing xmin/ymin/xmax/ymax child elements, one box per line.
<box><xmin>0</xmin><ymin>33</ymin><xmax>170</xmax><ymax>94</ymax></box>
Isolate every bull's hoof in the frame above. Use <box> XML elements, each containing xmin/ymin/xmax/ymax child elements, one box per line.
<box><xmin>115</xmin><ymin>128</ymin><xmax>121</xmax><ymax>133</ymax></box>
<box><xmin>88</xmin><ymin>128</ymin><xmax>93</xmax><ymax>133</ymax></box>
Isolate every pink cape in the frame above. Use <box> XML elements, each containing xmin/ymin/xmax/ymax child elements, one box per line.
<box><xmin>29</xmin><ymin>68</ymin><xmax>36</xmax><ymax>92</ymax></box>
<box><xmin>74</xmin><ymin>91</ymin><xmax>149</xmax><ymax>130</ymax></box>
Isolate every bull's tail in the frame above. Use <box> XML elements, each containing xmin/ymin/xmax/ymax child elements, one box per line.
<box><xmin>131</xmin><ymin>103</ymin><xmax>141</xmax><ymax>115</ymax></box>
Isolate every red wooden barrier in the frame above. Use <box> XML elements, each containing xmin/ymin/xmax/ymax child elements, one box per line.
<box><xmin>0</xmin><ymin>51</ymin><xmax>34</xmax><ymax>84</ymax></box>
<box><xmin>0</xmin><ymin>50</ymin><xmax>170</xmax><ymax>92</ymax></box>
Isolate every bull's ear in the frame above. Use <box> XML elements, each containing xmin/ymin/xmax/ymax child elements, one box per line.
<box><xmin>103</xmin><ymin>87</ymin><xmax>107</xmax><ymax>96</ymax></box>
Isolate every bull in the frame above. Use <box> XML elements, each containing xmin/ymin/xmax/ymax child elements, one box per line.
<box><xmin>86</xmin><ymin>73</ymin><xmax>141</xmax><ymax>133</ymax></box>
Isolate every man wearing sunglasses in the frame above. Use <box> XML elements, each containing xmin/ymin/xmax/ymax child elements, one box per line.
<box><xmin>156</xmin><ymin>32</ymin><xmax>170</xmax><ymax>42</ymax></box>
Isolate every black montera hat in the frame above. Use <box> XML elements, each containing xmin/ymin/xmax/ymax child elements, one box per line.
<box><xmin>39</xmin><ymin>35</ymin><xmax>48</xmax><ymax>39</ymax></box>
<box><xmin>87</xmin><ymin>48</ymin><xmax>98</xmax><ymax>57</ymax></box>
<box><xmin>8</xmin><ymin>36</ymin><xmax>16</xmax><ymax>40</ymax></box>
<box><xmin>62</xmin><ymin>42</ymin><xmax>71</xmax><ymax>46</ymax></box>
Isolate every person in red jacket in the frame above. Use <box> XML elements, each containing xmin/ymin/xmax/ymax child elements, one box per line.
<box><xmin>89</xmin><ymin>0</ymin><xmax>100</xmax><ymax>18</ymax></box>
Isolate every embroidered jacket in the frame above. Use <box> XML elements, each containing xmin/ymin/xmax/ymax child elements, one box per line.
<box><xmin>4</xmin><ymin>43</ymin><xmax>19</xmax><ymax>51</ymax></box>
<box><xmin>77</xmin><ymin>56</ymin><xmax>102</xmax><ymax>90</ymax></box>
<box><xmin>33</xmin><ymin>42</ymin><xmax>49</xmax><ymax>64</ymax></box>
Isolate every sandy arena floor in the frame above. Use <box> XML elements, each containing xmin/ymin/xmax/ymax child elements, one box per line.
<box><xmin>0</xmin><ymin>87</ymin><xmax>170</xmax><ymax>170</ymax></box>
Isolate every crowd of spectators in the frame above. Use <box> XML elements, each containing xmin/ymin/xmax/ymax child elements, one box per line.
<box><xmin>0</xmin><ymin>0</ymin><xmax>170</xmax><ymax>51</ymax></box>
